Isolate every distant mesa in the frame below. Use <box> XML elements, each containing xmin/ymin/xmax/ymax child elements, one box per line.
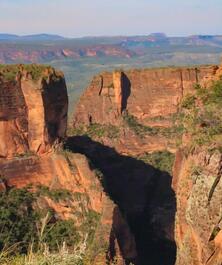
<box><xmin>149</xmin><ymin>32</ymin><xmax>168</xmax><ymax>38</ymax></box>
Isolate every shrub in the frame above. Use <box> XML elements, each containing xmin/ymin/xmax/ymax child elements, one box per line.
<box><xmin>44</xmin><ymin>220</ymin><xmax>80</xmax><ymax>251</ymax></box>
<box><xmin>80</xmin><ymin>210</ymin><xmax>101</xmax><ymax>245</ymax></box>
<box><xmin>68</xmin><ymin>124</ymin><xmax>120</xmax><ymax>139</ymax></box>
<box><xmin>137</xmin><ymin>151</ymin><xmax>175</xmax><ymax>174</ymax></box>
<box><xmin>179</xmin><ymin>80</ymin><xmax>222</xmax><ymax>149</ymax></box>
<box><xmin>0</xmin><ymin>64</ymin><xmax>53</xmax><ymax>82</ymax></box>
<box><xmin>181</xmin><ymin>94</ymin><xmax>196</xmax><ymax>109</ymax></box>
<box><xmin>37</xmin><ymin>186</ymin><xmax>72</xmax><ymax>202</ymax></box>
<box><xmin>0</xmin><ymin>188</ymin><xmax>38</xmax><ymax>253</ymax></box>
<box><xmin>123</xmin><ymin>112</ymin><xmax>184</xmax><ymax>139</ymax></box>
<box><xmin>123</xmin><ymin>113</ymin><xmax>157</xmax><ymax>137</ymax></box>
<box><xmin>0</xmin><ymin>187</ymin><xmax>83</xmax><ymax>255</ymax></box>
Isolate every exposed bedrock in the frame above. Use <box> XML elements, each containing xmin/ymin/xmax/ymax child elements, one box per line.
<box><xmin>0</xmin><ymin>65</ymin><xmax>139</xmax><ymax>264</ymax></box>
<box><xmin>1</xmin><ymin>63</ymin><xmax>222</xmax><ymax>264</ymax></box>
<box><xmin>0</xmin><ymin>66</ymin><xmax>68</xmax><ymax>157</ymax></box>
<box><xmin>73</xmin><ymin>65</ymin><xmax>219</xmax><ymax>155</ymax></box>
<box><xmin>173</xmin><ymin>149</ymin><xmax>222</xmax><ymax>265</ymax></box>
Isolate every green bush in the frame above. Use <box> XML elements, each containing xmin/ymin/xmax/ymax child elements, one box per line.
<box><xmin>44</xmin><ymin>220</ymin><xmax>80</xmax><ymax>251</ymax></box>
<box><xmin>0</xmin><ymin>188</ymin><xmax>38</xmax><ymax>253</ymax></box>
<box><xmin>68</xmin><ymin>123</ymin><xmax>120</xmax><ymax>139</ymax></box>
<box><xmin>123</xmin><ymin>112</ymin><xmax>184</xmax><ymax>139</ymax></box>
<box><xmin>123</xmin><ymin>113</ymin><xmax>158</xmax><ymax>137</ymax></box>
<box><xmin>181</xmin><ymin>94</ymin><xmax>196</xmax><ymax>109</ymax></box>
<box><xmin>0</xmin><ymin>64</ymin><xmax>53</xmax><ymax>82</ymax></box>
<box><xmin>179</xmin><ymin>80</ymin><xmax>222</xmax><ymax>149</ymax></box>
<box><xmin>137</xmin><ymin>151</ymin><xmax>175</xmax><ymax>174</ymax></box>
<box><xmin>37</xmin><ymin>186</ymin><xmax>72</xmax><ymax>202</ymax></box>
<box><xmin>0</xmin><ymin>187</ymin><xmax>83</xmax><ymax>254</ymax></box>
<box><xmin>80</xmin><ymin>210</ymin><xmax>101</xmax><ymax>244</ymax></box>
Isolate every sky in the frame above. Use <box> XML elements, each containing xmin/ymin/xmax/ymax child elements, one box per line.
<box><xmin>0</xmin><ymin>0</ymin><xmax>221</xmax><ymax>37</ymax></box>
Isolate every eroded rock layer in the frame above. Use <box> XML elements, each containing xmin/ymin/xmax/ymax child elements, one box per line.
<box><xmin>173</xmin><ymin>149</ymin><xmax>222</xmax><ymax>265</ymax></box>
<box><xmin>1</xmin><ymin>63</ymin><xmax>222</xmax><ymax>265</ymax></box>
<box><xmin>0</xmin><ymin>65</ymin><xmax>68</xmax><ymax>157</ymax></box>
<box><xmin>73</xmin><ymin>66</ymin><xmax>219</xmax><ymax>155</ymax></box>
<box><xmin>0</xmin><ymin>65</ymin><xmax>135</xmax><ymax>265</ymax></box>
<box><xmin>71</xmin><ymin>64</ymin><xmax>222</xmax><ymax>265</ymax></box>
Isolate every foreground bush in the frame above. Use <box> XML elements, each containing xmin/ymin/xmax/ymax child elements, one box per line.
<box><xmin>0</xmin><ymin>187</ymin><xmax>87</xmax><ymax>256</ymax></box>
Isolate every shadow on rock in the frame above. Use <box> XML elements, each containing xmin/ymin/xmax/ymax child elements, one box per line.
<box><xmin>121</xmin><ymin>72</ymin><xmax>131</xmax><ymax>113</ymax></box>
<box><xmin>65</xmin><ymin>136</ymin><xmax>177</xmax><ymax>265</ymax></box>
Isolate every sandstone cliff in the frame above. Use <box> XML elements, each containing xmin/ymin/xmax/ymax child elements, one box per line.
<box><xmin>1</xmin><ymin>63</ymin><xmax>222</xmax><ymax>265</ymax></box>
<box><xmin>0</xmin><ymin>65</ymin><xmax>135</xmax><ymax>265</ymax></box>
<box><xmin>0</xmin><ymin>65</ymin><xmax>68</xmax><ymax>157</ymax></box>
<box><xmin>71</xmin><ymin>64</ymin><xmax>222</xmax><ymax>265</ymax></box>
<box><xmin>174</xmin><ymin>149</ymin><xmax>222</xmax><ymax>265</ymax></box>
<box><xmin>172</xmin><ymin>74</ymin><xmax>222</xmax><ymax>265</ymax></box>
<box><xmin>72</xmin><ymin>65</ymin><xmax>219</xmax><ymax>155</ymax></box>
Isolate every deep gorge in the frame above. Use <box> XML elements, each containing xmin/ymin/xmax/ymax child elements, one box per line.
<box><xmin>0</xmin><ymin>64</ymin><xmax>222</xmax><ymax>264</ymax></box>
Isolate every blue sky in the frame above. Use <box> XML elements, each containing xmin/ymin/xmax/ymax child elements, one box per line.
<box><xmin>0</xmin><ymin>0</ymin><xmax>221</xmax><ymax>37</ymax></box>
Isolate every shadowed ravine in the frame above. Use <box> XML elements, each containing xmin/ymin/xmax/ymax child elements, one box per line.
<box><xmin>65</xmin><ymin>136</ymin><xmax>177</xmax><ymax>265</ymax></box>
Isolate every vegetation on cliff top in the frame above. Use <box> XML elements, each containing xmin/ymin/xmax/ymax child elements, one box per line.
<box><xmin>68</xmin><ymin>123</ymin><xmax>120</xmax><ymax>140</ymax></box>
<box><xmin>137</xmin><ymin>151</ymin><xmax>175</xmax><ymax>174</ymax></box>
<box><xmin>180</xmin><ymin>79</ymin><xmax>222</xmax><ymax>150</ymax></box>
<box><xmin>123</xmin><ymin>78</ymin><xmax>222</xmax><ymax>152</ymax></box>
<box><xmin>123</xmin><ymin>112</ymin><xmax>184</xmax><ymax>139</ymax></box>
<box><xmin>0</xmin><ymin>64</ymin><xmax>62</xmax><ymax>81</ymax></box>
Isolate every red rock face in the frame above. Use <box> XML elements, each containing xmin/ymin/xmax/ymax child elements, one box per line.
<box><xmin>0</xmin><ymin>67</ymin><xmax>68</xmax><ymax>157</ymax></box>
<box><xmin>73</xmin><ymin>65</ymin><xmax>219</xmax><ymax>155</ymax></box>
<box><xmin>74</xmin><ymin>66</ymin><xmax>218</xmax><ymax>126</ymax></box>
<box><xmin>2</xmin><ymin>63</ymin><xmax>222</xmax><ymax>265</ymax></box>
<box><xmin>71</xmin><ymin>64</ymin><xmax>222</xmax><ymax>264</ymax></box>
<box><xmin>0</xmin><ymin>78</ymin><xmax>29</xmax><ymax>157</ymax></box>
<box><xmin>0</xmin><ymin>65</ymin><xmax>135</xmax><ymax>265</ymax></box>
<box><xmin>173</xmin><ymin>150</ymin><xmax>222</xmax><ymax>265</ymax></box>
<box><xmin>0</xmin><ymin>153</ymin><xmax>103</xmax><ymax>215</ymax></box>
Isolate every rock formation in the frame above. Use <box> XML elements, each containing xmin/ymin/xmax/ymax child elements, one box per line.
<box><xmin>0</xmin><ymin>65</ymin><xmax>136</xmax><ymax>265</ymax></box>
<box><xmin>73</xmin><ymin>65</ymin><xmax>218</xmax><ymax>155</ymax></box>
<box><xmin>1</xmin><ymin>63</ymin><xmax>222</xmax><ymax>265</ymax></box>
<box><xmin>72</xmin><ymin>64</ymin><xmax>222</xmax><ymax>264</ymax></box>
<box><xmin>0</xmin><ymin>65</ymin><xmax>68</xmax><ymax>157</ymax></box>
<box><xmin>173</xmin><ymin>149</ymin><xmax>222</xmax><ymax>265</ymax></box>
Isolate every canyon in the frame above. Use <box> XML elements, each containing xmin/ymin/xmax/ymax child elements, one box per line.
<box><xmin>0</xmin><ymin>63</ymin><xmax>222</xmax><ymax>265</ymax></box>
<box><xmin>1</xmin><ymin>33</ymin><xmax>222</xmax><ymax>115</ymax></box>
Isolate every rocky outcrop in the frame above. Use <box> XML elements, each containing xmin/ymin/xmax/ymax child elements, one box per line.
<box><xmin>171</xmin><ymin>70</ymin><xmax>222</xmax><ymax>265</ymax></box>
<box><xmin>73</xmin><ymin>65</ymin><xmax>219</xmax><ymax>155</ymax></box>
<box><xmin>0</xmin><ymin>65</ymin><xmax>68</xmax><ymax>157</ymax></box>
<box><xmin>0</xmin><ymin>65</ymin><xmax>136</xmax><ymax>265</ymax></box>
<box><xmin>173</xmin><ymin>149</ymin><xmax>222</xmax><ymax>265</ymax></box>
<box><xmin>1</xmin><ymin>63</ymin><xmax>222</xmax><ymax>265</ymax></box>
<box><xmin>74</xmin><ymin>66</ymin><xmax>218</xmax><ymax>125</ymax></box>
<box><xmin>71</xmin><ymin>63</ymin><xmax>222</xmax><ymax>265</ymax></box>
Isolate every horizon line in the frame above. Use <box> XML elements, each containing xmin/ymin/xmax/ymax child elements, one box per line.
<box><xmin>1</xmin><ymin>32</ymin><xmax>222</xmax><ymax>39</ymax></box>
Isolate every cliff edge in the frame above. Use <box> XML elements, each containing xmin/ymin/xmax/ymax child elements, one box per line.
<box><xmin>72</xmin><ymin>65</ymin><xmax>219</xmax><ymax>155</ymax></box>
<box><xmin>0</xmin><ymin>65</ymin><xmax>68</xmax><ymax>157</ymax></box>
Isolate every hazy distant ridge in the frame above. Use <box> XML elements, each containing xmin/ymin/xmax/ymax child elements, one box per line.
<box><xmin>0</xmin><ymin>33</ymin><xmax>66</xmax><ymax>41</ymax></box>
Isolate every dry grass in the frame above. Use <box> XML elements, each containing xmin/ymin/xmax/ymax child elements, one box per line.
<box><xmin>0</xmin><ymin>239</ymin><xmax>87</xmax><ymax>265</ymax></box>
<box><xmin>0</xmin><ymin>213</ymin><xmax>88</xmax><ymax>265</ymax></box>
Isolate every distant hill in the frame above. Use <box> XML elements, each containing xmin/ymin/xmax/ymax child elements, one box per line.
<box><xmin>0</xmin><ymin>33</ymin><xmax>66</xmax><ymax>41</ymax></box>
<box><xmin>0</xmin><ymin>32</ymin><xmax>222</xmax><ymax>114</ymax></box>
<box><xmin>0</xmin><ymin>34</ymin><xmax>19</xmax><ymax>40</ymax></box>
